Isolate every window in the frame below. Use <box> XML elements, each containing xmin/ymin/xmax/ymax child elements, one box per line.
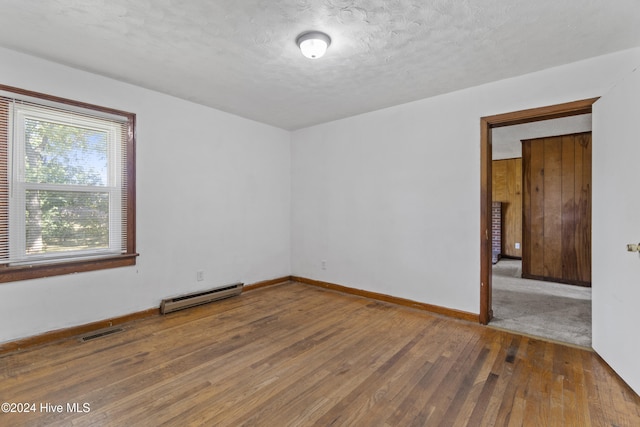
<box><xmin>0</xmin><ymin>85</ymin><xmax>136</xmax><ymax>282</ymax></box>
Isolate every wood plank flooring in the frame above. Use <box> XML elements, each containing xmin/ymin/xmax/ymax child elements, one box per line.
<box><xmin>1</xmin><ymin>282</ymin><xmax>638</xmax><ymax>426</ymax></box>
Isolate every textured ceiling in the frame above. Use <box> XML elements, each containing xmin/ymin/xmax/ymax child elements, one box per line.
<box><xmin>0</xmin><ymin>1</ymin><xmax>638</xmax><ymax>130</ymax></box>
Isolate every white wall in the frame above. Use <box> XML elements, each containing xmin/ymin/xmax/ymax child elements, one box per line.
<box><xmin>592</xmin><ymin>66</ymin><xmax>640</xmax><ymax>394</ymax></box>
<box><xmin>2</xmin><ymin>45</ymin><xmax>640</xmax><ymax>351</ymax></box>
<box><xmin>291</xmin><ymin>47</ymin><xmax>640</xmax><ymax>315</ymax></box>
<box><xmin>0</xmin><ymin>47</ymin><xmax>291</xmax><ymax>343</ymax></box>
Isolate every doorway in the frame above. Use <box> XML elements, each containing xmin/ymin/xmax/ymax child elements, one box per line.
<box><xmin>488</xmin><ymin>119</ymin><xmax>592</xmax><ymax>346</ymax></box>
<box><xmin>479</xmin><ymin>98</ymin><xmax>598</xmax><ymax>329</ymax></box>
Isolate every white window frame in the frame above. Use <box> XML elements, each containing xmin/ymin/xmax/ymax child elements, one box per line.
<box><xmin>8</xmin><ymin>104</ymin><xmax>123</xmax><ymax>265</ymax></box>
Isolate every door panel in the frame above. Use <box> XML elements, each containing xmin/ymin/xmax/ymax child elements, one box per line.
<box><xmin>522</xmin><ymin>133</ymin><xmax>592</xmax><ymax>286</ymax></box>
<box><xmin>593</xmin><ymin>66</ymin><xmax>640</xmax><ymax>395</ymax></box>
<box><xmin>561</xmin><ymin>135</ymin><xmax>577</xmax><ymax>280</ymax></box>
<box><xmin>543</xmin><ymin>137</ymin><xmax>563</xmax><ymax>279</ymax></box>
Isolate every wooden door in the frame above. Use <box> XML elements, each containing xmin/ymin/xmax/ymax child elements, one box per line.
<box><xmin>522</xmin><ymin>132</ymin><xmax>591</xmax><ymax>286</ymax></box>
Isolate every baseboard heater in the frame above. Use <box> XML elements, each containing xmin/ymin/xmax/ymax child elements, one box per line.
<box><xmin>160</xmin><ymin>282</ymin><xmax>243</xmax><ymax>314</ymax></box>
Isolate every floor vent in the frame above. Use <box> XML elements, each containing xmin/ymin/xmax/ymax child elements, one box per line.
<box><xmin>160</xmin><ymin>282</ymin><xmax>244</xmax><ymax>314</ymax></box>
<box><xmin>80</xmin><ymin>327</ymin><xmax>124</xmax><ymax>342</ymax></box>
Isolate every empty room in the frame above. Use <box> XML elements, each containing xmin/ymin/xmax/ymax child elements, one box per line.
<box><xmin>1</xmin><ymin>1</ymin><xmax>639</xmax><ymax>426</ymax></box>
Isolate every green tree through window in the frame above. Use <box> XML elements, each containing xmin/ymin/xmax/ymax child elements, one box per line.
<box><xmin>24</xmin><ymin>118</ymin><xmax>110</xmax><ymax>254</ymax></box>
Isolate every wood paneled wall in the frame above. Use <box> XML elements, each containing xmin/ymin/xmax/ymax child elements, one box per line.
<box><xmin>522</xmin><ymin>132</ymin><xmax>591</xmax><ymax>286</ymax></box>
<box><xmin>492</xmin><ymin>158</ymin><xmax>522</xmax><ymax>258</ymax></box>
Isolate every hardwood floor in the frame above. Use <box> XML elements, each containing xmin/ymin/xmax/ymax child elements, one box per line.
<box><xmin>1</xmin><ymin>282</ymin><xmax>638</xmax><ymax>426</ymax></box>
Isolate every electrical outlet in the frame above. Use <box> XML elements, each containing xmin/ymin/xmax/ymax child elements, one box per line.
<box><xmin>515</xmin><ymin>242</ymin><xmax>520</xmax><ymax>249</ymax></box>
<box><xmin>196</xmin><ymin>270</ymin><xmax>204</xmax><ymax>281</ymax></box>
<box><xmin>321</xmin><ymin>260</ymin><xmax>327</xmax><ymax>270</ymax></box>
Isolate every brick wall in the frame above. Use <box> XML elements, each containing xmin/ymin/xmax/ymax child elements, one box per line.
<box><xmin>492</xmin><ymin>202</ymin><xmax>502</xmax><ymax>264</ymax></box>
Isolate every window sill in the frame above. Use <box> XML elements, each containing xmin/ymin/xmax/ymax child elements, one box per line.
<box><xmin>0</xmin><ymin>253</ymin><xmax>139</xmax><ymax>283</ymax></box>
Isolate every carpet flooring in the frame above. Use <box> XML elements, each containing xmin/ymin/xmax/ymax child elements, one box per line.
<box><xmin>489</xmin><ymin>259</ymin><xmax>592</xmax><ymax>348</ymax></box>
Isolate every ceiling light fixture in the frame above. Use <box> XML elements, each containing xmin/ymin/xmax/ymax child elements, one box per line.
<box><xmin>296</xmin><ymin>31</ymin><xmax>331</xmax><ymax>59</ymax></box>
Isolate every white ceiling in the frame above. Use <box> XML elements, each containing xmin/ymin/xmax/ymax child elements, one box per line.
<box><xmin>492</xmin><ymin>114</ymin><xmax>592</xmax><ymax>160</ymax></box>
<box><xmin>0</xmin><ymin>1</ymin><xmax>638</xmax><ymax>130</ymax></box>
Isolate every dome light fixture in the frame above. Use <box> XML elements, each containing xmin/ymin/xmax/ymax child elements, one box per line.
<box><xmin>296</xmin><ymin>31</ymin><xmax>331</xmax><ymax>59</ymax></box>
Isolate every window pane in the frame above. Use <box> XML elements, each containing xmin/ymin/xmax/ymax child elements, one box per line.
<box><xmin>25</xmin><ymin>190</ymin><xmax>109</xmax><ymax>255</ymax></box>
<box><xmin>24</xmin><ymin>118</ymin><xmax>108</xmax><ymax>186</ymax></box>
